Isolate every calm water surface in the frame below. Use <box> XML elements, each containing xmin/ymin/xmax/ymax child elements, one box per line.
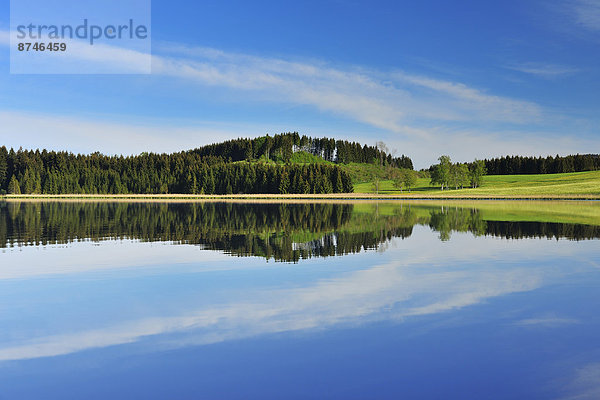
<box><xmin>0</xmin><ymin>201</ymin><xmax>599</xmax><ymax>399</ymax></box>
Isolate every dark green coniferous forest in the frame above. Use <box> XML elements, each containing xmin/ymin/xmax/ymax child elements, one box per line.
<box><xmin>1</xmin><ymin>133</ymin><xmax>412</xmax><ymax>195</ymax></box>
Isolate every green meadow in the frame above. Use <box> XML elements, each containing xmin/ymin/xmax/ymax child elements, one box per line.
<box><xmin>354</xmin><ymin>170</ymin><xmax>600</xmax><ymax>198</ymax></box>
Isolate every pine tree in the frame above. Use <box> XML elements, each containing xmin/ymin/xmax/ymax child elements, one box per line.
<box><xmin>8</xmin><ymin>175</ymin><xmax>21</xmax><ymax>194</ymax></box>
<box><xmin>334</xmin><ymin>168</ymin><xmax>344</xmax><ymax>193</ymax></box>
<box><xmin>278</xmin><ymin>169</ymin><xmax>290</xmax><ymax>194</ymax></box>
<box><xmin>22</xmin><ymin>168</ymin><xmax>36</xmax><ymax>194</ymax></box>
<box><xmin>0</xmin><ymin>147</ymin><xmax>7</xmax><ymax>189</ymax></box>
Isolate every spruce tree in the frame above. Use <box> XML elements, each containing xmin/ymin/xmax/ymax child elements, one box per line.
<box><xmin>8</xmin><ymin>175</ymin><xmax>21</xmax><ymax>194</ymax></box>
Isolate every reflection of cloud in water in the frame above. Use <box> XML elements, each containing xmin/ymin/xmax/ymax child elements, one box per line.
<box><xmin>0</xmin><ymin>255</ymin><xmax>547</xmax><ymax>362</ymax></box>
<box><xmin>1</xmin><ymin>227</ymin><xmax>596</xmax><ymax>362</ymax></box>
<box><xmin>0</xmin><ymin>240</ymin><xmax>233</xmax><ymax>281</ymax></box>
<box><xmin>560</xmin><ymin>363</ymin><xmax>600</xmax><ymax>400</ymax></box>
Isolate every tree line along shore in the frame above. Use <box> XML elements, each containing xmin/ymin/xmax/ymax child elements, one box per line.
<box><xmin>1</xmin><ymin>133</ymin><xmax>599</xmax><ymax>196</ymax></box>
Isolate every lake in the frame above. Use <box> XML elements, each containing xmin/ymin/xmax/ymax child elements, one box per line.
<box><xmin>0</xmin><ymin>200</ymin><xmax>599</xmax><ymax>399</ymax></box>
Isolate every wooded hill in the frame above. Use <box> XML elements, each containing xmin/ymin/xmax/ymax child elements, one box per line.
<box><xmin>0</xmin><ymin>133</ymin><xmax>411</xmax><ymax>195</ymax></box>
<box><xmin>190</xmin><ymin>132</ymin><xmax>413</xmax><ymax>168</ymax></box>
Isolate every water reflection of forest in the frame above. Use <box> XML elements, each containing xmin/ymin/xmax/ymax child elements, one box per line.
<box><xmin>1</xmin><ymin>202</ymin><xmax>599</xmax><ymax>261</ymax></box>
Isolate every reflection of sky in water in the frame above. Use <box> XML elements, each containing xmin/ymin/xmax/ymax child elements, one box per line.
<box><xmin>0</xmin><ymin>226</ymin><xmax>599</xmax><ymax>399</ymax></box>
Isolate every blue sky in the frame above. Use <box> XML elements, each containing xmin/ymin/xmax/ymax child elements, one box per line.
<box><xmin>0</xmin><ymin>0</ymin><xmax>599</xmax><ymax>168</ymax></box>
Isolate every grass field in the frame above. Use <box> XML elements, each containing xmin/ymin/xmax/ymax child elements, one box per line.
<box><xmin>354</xmin><ymin>170</ymin><xmax>600</xmax><ymax>198</ymax></box>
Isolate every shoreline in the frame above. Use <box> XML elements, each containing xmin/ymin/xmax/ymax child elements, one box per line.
<box><xmin>1</xmin><ymin>193</ymin><xmax>599</xmax><ymax>202</ymax></box>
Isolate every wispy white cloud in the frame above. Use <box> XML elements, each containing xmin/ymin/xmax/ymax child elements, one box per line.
<box><xmin>569</xmin><ymin>0</ymin><xmax>600</xmax><ymax>31</ymax></box>
<box><xmin>514</xmin><ymin>314</ymin><xmax>580</xmax><ymax>327</ymax></box>
<box><xmin>391</xmin><ymin>71</ymin><xmax>542</xmax><ymax>122</ymax></box>
<box><xmin>0</xmin><ymin>29</ymin><xmax>523</xmax><ymax>126</ymax></box>
<box><xmin>505</xmin><ymin>62</ymin><xmax>580</xmax><ymax>78</ymax></box>
<box><xmin>151</xmin><ymin>50</ymin><xmax>415</xmax><ymax>134</ymax></box>
<box><xmin>4</xmin><ymin>31</ymin><xmax>543</xmax><ymax>134</ymax></box>
<box><xmin>549</xmin><ymin>0</ymin><xmax>600</xmax><ymax>36</ymax></box>
<box><xmin>153</xmin><ymin>43</ymin><xmax>543</xmax><ymax>130</ymax></box>
<box><xmin>560</xmin><ymin>363</ymin><xmax>600</xmax><ymax>400</ymax></box>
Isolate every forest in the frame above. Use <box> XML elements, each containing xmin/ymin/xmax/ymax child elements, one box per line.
<box><xmin>0</xmin><ymin>145</ymin><xmax>361</xmax><ymax>196</ymax></box>
<box><xmin>426</xmin><ymin>153</ymin><xmax>600</xmax><ymax>191</ymax></box>
<box><xmin>190</xmin><ymin>132</ymin><xmax>414</xmax><ymax>168</ymax></box>
<box><xmin>0</xmin><ymin>133</ymin><xmax>418</xmax><ymax>195</ymax></box>
<box><xmin>2</xmin><ymin>131</ymin><xmax>598</xmax><ymax>195</ymax></box>
<box><xmin>483</xmin><ymin>154</ymin><xmax>600</xmax><ymax>175</ymax></box>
